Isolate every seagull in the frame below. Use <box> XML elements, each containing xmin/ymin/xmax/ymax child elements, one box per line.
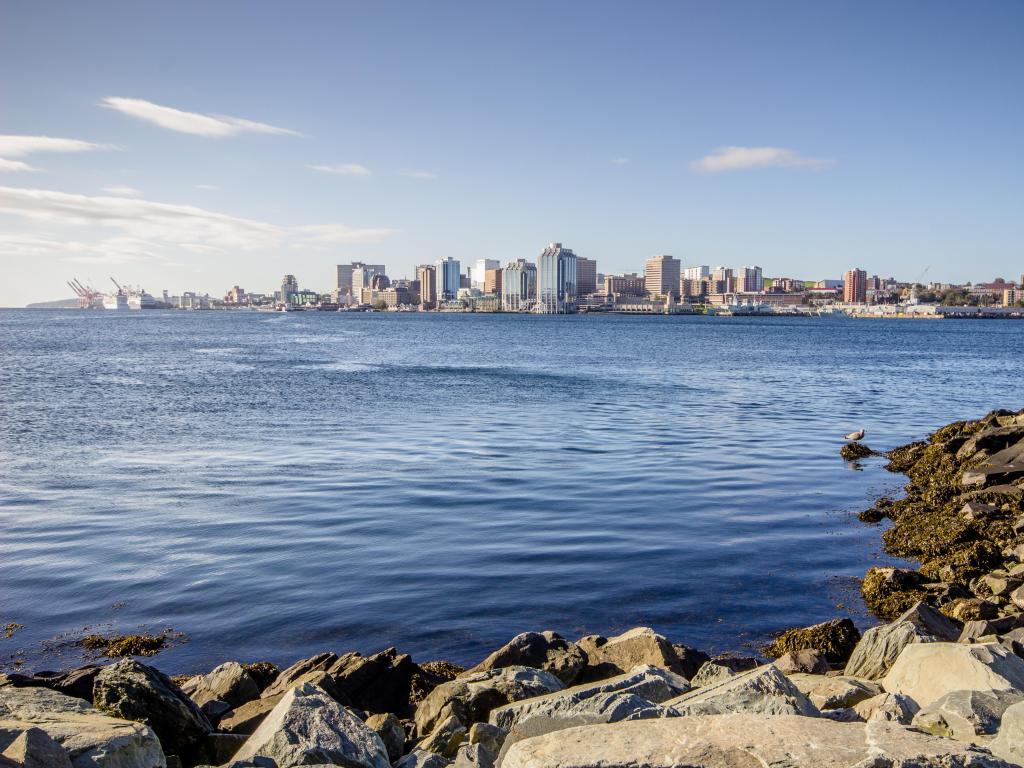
<box><xmin>844</xmin><ymin>428</ymin><xmax>865</xmax><ymax>441</ymax></box>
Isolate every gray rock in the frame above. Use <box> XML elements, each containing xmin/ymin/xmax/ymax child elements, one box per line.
<box><xmin>494</xmin><ymin>691</ymin><xmax>668</xmax><ymax>765</ymax></box>
<box><xmin>899</xmin><ymin>600</ymin><xmax>964</xmax><ymax>640</ymax></box>
<box><xmin>395</xmin><ymin>749</ymin><xmax>450</xmax><ymax>768</ymax></box>
<box><xmin>689</xmin><ymin>657</ymin><xmax>759</xmax><ymax>688</ymax></box>
<box><xmin>204</xmin><ymin>733</ymin><xmax>247</xmax><ymax>765</ymax></box>
<box><xmin>0</xmin><ymin>727</ymin><xmax>73</xmax><ymax>768</ymax></box>
<box><xmin>419</xmin><ymin>714</ymin><xmax>467</xmax><ymax>759</ymax></box>
<box><xmin>991</xmin><ymin>700</ymin><xmax>1024</xmax><ymax>765</ymax></box>
<box><xmin>853</xmin><ymin>692</ymin><xmax>920</xmax><ymax>724</ymax></box>
<box><xmin>467</xmin><ymin>723</ymin><xmax>505</xmax><ymax>756</ymax></box>
<box><xmin>787</xmin><ymin>674</ymin><xmax>882</xmax><ymax>710</ymax></box>
<box><xmin>414</xmin><ymin>667</ymin><xmax>562</xmax><ymax>737</ymax></box>
<box><xmin>327</xmin><ymin>647</ymin><xmax>419</xmax><ymax>715</ymax></box>
<box><xmin>844</xmin><ymin>622</ymin><xmax>921</xmax><ymax>680</ymax></box>
<box><xmin>232</xmin><ymin>682</ymin><xmax>389</xmax><ymax>768</ymax></box>
<box><xmin>452</xmin><ymin>743</ymin><xmax>493</xmax><ymax>768</ymax></box>
<box><xmin>912</xmin><ymin>689</ymin><xmax>1024</xmax><ymax>741</ymax></box>
<box><xmin>666</xmin><ymin>664</ymin><xmax>819</xmax><ymax>717</ymax></box>
<box><xmin>499</xmin><ymin>714</ymin><xmax>1014</xmax><ymax>768</ymax></box>
<box><xmin>488</xmin><ymin>665</ymin><xmax>687</xmax><ymax>731</ymax></box>
<box><xmin>364</xmin><ymin>712</ymin><xmax>405</xmax><ymax>763</ymax></box>
<box><xmin>882</xmin><ymin>642</ymin><xmax>1024</xmax><ymax>708</ymax></box>
<box><xmin>180</xmin><ymin>662</ymin><xmax>259</xmax><ymax>709</ymax></box>
<box><xmin>259</xmin><ymin>652</ymin><xmax>338</xmax><ymax>700</ymax></box>
<box><xmin>93</xmin><ymin>658</ymin><xmax>211</xmax><ymax>764</ymax></box>
<box><xmin>0</xmin><ymin>685</ymin><xmax>165</xmax><ymax>768</ymax></box>
<box><xmin>773</xmin><ymin>649</ymin><xmax>830</xmax><ymax>675</ymax></box>
<box><xmin>218</xmin><ymin>694</ymin><xmax>282</xmax><ymax>735</ymax></box>
<box><xmin>576</xmin><ymin>628</ymin><xmax>689</xmax><ymax>682</ymax></box>
<box><xmin>467</xmin><ymin>632</ymin><xmax>586</xmax><ymax>686</ymax></box>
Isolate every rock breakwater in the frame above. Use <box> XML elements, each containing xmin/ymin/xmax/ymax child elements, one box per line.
<box><xmin>5</xmin><ymin>409</ymin><xmax>1024</xmax><ymax>767</ymax></box>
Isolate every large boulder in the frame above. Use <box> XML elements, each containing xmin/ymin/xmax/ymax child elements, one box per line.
<box><xmin>786</xmin><ymin>674</ymin><xmax>882</xmax><ymax>711</ymax></box>
<box><xmin>328</xmin><ymin>647</ymin><xmax>420</xmax><ymax>715</ymax></box>
<box><xmin>912</xmin><ymin>689</ymin><xmax>1024</xmax><ymax>742</ymax></box>
<box><xmin>395</xmin><ymin>749</ymin><xmax>451</xmax><ymax>768</ymax></box>
<box><xmin>217</xmin><ymin>694</ymin><xmax>281</xmax><ymax>735</ymax></box>
<box><xmin>0</xmin><ymin>727</ymin><xmax>73</xmax><ymax>768</ymax></box>
<box><xmin>576</xmin><ymin>628</ymin><xmax>693</xmax><ymax>682</ymax></box>
<box><xmin>419</xmin><ymin>714</ymin><xmax>467</xmax><ymax>758</ymax></box>
<box><xmin>0</xmin><ymin>685</ymin><xmax>165</xmax><ymax>768</ymax></box>
<box><xmin>93</xmin><ymin>659</ymin><xmax>211</xmax><ymax>764</ymax></box>
<box><xmin>773</xmin><ymin>649</ymin><xmax>830</xmax><ymax>675</ymax></box>
<box><xmin>846</xmin><ymin>602</ymin><xmax>962</xmax><ymax>681</ymax></box>
<box><xmin>365</xmin><ymin>713</ymin><xmax>406</xmax><ymax>763</ymax></box>
<box><xmin>259</xmin><ymin>652</ymin><xmax>338</xmax><ymax>700</ymax></box>
<box><xmin>499</xmin><ymin>715</ymin><xmax>1013</xmax><ymax>768</ymax></box>
<box><xmin>991</xmin><ymin>700</ymin><xmax>1024</xmax><ymax>765</ymax></box>
<box><xmin>763</xmin><ymin>618</ymin><xmax>860</xmax><ymax>665</ymax></box>
<box><xmin>488</xmin><ymin>665</ymin><xmax>688</xmax><ymax>731</ymax></box>
<box><xmin>882</xmin><ymin>642</ymin><xmax>1024</xmax><ymax>707</ymax></box>
<box><xmin>180</xmin><ymin>662</ymin><xmax>259</xmax><ymax>709</ymax></box>
<box><xmin>0</xmin><ymin>667</ymin><xmax>102</xmax><ymax>704</ymax></box>
<box><xmin>853</xmin><ymin>692</ymin><xmax>919</xmax><ymax>724</ymax></box>
<box><xmin>689</xmin><ymin>657</ymin><xmax>759</xmax><ymax>688</ymax></box>
<box><xmin>232</xmin><ymin>682</ymin><xmax>389</xmax><ymax>768</ymax></box>
<box><xmin>468</xmin><ymin>633</ymin><xmax>586</xmax><ymax>686</ymax></box>
<box><xmin>665</xmin><ymin>664</ymin><xmax>819</xmax><ymax>717</ymax></box>
<box><xmin>414</xmin><ymin>667</ymin><xmax>562</xmax><ymax>736</ymax></box>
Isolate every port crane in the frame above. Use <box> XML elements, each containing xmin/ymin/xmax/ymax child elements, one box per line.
<box><xmin>66</xmin><ymin>278</ymin><xmax>104</xmax><ymax>309</ymax></box>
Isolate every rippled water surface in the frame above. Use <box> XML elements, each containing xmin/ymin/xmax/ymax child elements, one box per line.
<box><xmin>2</xmin><ymin>309</ymin><xmax>1022</xmax><ymax>672</ymax></box>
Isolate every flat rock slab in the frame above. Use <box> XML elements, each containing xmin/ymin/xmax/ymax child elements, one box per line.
<box><xmin>882</xmin><ymin>642</ymin><xmax>1024</xmax><ymax>708</ymax></box>
<box><xmin>499</xmin><ymin>714</ymin><xmax>1014</xmax><ymax>768</ymax></box>
<box><xmin>666</xmin><ymin>664</ymin><xmax>819</xmax><ymax>717</ymax></box>
<box><xmin>0</xmin><ymin>686</ymin><xmax>165</xmax><ymax>768</ymax></box>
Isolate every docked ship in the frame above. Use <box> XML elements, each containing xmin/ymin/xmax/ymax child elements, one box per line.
<box><xmin>103</xmin><ymin>278</ymin><xmax>161</xmax><ymax>310</ymax></box>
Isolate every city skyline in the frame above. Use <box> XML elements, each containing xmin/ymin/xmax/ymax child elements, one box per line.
<box><xmin>2</xmin><ymin>1</ymin><xmax>1024</xmax><ymax>307</ymax></box>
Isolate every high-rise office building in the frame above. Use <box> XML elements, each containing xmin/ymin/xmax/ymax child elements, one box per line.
<box><xmin>736</xmin><ymin>266</ymin><xmax>764</xmax><ymax>293</ymax></box>
<box><xmin>501</xmin><ymin>259</ymin><xmax>537</xmax><ymax>311</ymax></box>
<box><xmin>644</xmin><ymin>255</ymin><xmax>681</xmax><ymax>298</ymax></box>
<box><xmin>280</xmin><ymin>274</ymin><xmax>298</xmax><ymax>304</ymax></box>
<box><xmin>576</xmin><ymin>257</ymin><xmax>598</xmax><ymax>295</ymax></box>
<box><xmin>605</xmin><ymin>273</ymin><xmax>647</xmax><ymax>296</ymax></box>
<box><xmin>417</xmin><ymin>265</ymin><xmax>437</xmax><ymax>308</ymax></box>
<box><xmin>471</xmin><ymin>259</ymin><xmax>500</xmax><ymax>290</ymax></box>
<box><xmin>435</xmin><ymin>257</ymin><xmax>461</xmax><ymax>301</ymax></box>
<box><xmin>336</xmin><ymin>262</ymin><xmax>385</xmax><ymax>296</ymax></box>
<box><xmin>711</xmin><ymin>266</ymin><xmax>734</xmax><ymax>294</ymax></box>
<box><xmin>536</xmin><ymin>243</ymin><xmax>578</xmax><ymax>314</ymax></box>
<box><xmin>682</xmin><ymin>265</ymin><xmax>710</xmax><ymax>281</ymax></box>
<box><xmin>484</xmin><ymin>268</ymin><xmax>503</xmax><ymax>295</ymax></box>
<box><xmin>844</xmin><ymin>268</ymin><xmax>868</xmax><ymax>303</ymax></box>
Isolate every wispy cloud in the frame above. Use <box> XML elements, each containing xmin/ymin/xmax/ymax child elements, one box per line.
<box><xmin>690</xmin><ymin>146</ymin><xmax>834</xmax><ymax>173</ymax></box>
<box><xmin>101</xmin><ymin>185</ymin><xmax>141</xmax><ymax>197</ymax></box>
<box><xmin>101</xmin><ymin>97</ymin><xmax>300</xmax><ymax>138</ymax></box>
<box><xmin>0</xmin><ymin>135</ymin><xmax>112</xmax><ymax>173</ymax></box>
<box><xmin>0</xmin><ymin>233</ymin><xmax>161</xmax><ymax>265</ymax></box>
<box><xmin>195</xmin><ymin>184</ymin><xmax>221</xmax><ymax>191</ymax></box>
<box><xmin>611</xmin><ymin>157</ymin><xmax>630</xmax><ymax>165</ymax></box>
<box><xmin>0</xmin><ymin>186</ymin><xmax>393</xmax><ymax>260</ymax></box>
<box><xmin>308</xmin><ymin>163</ymin><xmax>371</xmax><ymax>176</ymax></box>
<box><xmin>400</xmin><ymin>170</ymin><xmax>437</xmax><ymax>180</ymax></box>
<box><xmin>0</xmin><ymin>159</ymin><xmax>36</xmax><ymax>172</ymax></box>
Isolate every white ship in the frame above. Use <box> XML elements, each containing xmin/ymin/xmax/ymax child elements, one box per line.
<box><xmin>103</xmin><ymin>292</ymin><xmax>129</xmax><ymax>310</ymax></box>
<box><xmin>103</xmin><ymin>278</ymin><xmax>161</xmax><ymax>310</ymax></box>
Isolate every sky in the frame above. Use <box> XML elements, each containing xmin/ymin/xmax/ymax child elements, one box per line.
<box><xmin>1</xmin><ymin>1</ymin><xmax>1022</xmax><ymax>306</ymax></box>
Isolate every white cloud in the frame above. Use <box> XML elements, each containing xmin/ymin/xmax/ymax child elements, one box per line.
<box><xmin>0</xmin><ymin>135</ymin><xmax>111</xmax><ymax>158</ymax></box>
<box><xmin>101</xmin><ymin>186</ymin><xmax>141</xmax><ymax>197</ymax></box>
<box><xmin>101</xmin><ymin>97</ymin><xmax>300</xmax><ymax>138</ymax></box>
<box><xmin>195</xmin><ymin>184</ymin><xmax>221</xmax><ymax>191</ymax></box>
<box><xmin>400</xmin><ymin>170</ymin><xmax>437</xmax><ymax>180</ymax></box>
<box><xmin>0</xmin><ymin>159</ymin><xmax>36</xmax><ymax>172</ymax></box>
<box><xmin>0</xmin><ymin>185</ymin><xmax>393</xmax><ymax>260</ymax></box>
<box><xmin>611</xmin><ymin>157</ymin><xmax>629</xmax><ymax>165</ymax></box>
<box><xmin>690</xmin><ymin>146</ymin><xmax>834</xmax><ymax>172</ymax></box>
<box><xmin>0</xmin><ymin>233</ymin><xmax>159</xmax><ymax>265</ymax></box>
<box><xmin>308</xmin><ymin>163</ymin><xmax>371</xmax><ymax>176</ymax></box>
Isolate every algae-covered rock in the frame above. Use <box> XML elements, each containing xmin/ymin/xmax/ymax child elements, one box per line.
<box><xmin>763</xmin><ymin>618</ymin><xmax>860</xmax><ymax>665</ymax></box>
<box><xmin>840</xmin><ymin>442</ymin><xmax>875</xmax><ymax>461</ymax></box>
<box><xmin>861</xmin><ymin>568</ymin><xmax>930</xmax><ymax>621</ymax></box>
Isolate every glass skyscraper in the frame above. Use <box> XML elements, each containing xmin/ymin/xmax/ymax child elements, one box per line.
<box><xmin>435</xmin><ymin>257</ymin><xmax>461</xmax><ymax>301</ymax></box>
<box><xmin>501</xmin><ymin>259</ymin><xmax>537</xmax><ymax>311</ymax></box>
<box><xmin>536</xmin><ymin>243</ymin><xmax>577</xmax><ymax>314</ymax></box>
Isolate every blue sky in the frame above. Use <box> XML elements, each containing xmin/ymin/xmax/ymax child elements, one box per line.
<box><xmin>1</xmin><ymin>1</ymin><xmax>1022</xmax><ymax>305</ymax></box>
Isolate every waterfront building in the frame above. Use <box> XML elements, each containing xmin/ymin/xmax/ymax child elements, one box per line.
<box><xmin>711</xmin><ymin>266</ymin><xmax>734</xmax><ymax>294</ymax></box>
<box><xmin>336</xmin><ymin>262</ymin><xmax>385</xmax><ymax>296</ymax></box>
<box><xmin>605</xmin><ymin>272</ymin><xmax>647</xmax><ymax>297</ymax></box>
<box><xmin>417</xmin><ymin>265</ymin><xmax>437</xmax><ymax>309</ymax></box>
<box><xmin>501</xmin><ymin>259</ymin><xmax>537</xmax><ymax>311</ymax></box>
<box><xmin>577</xmin><ymin>257</ymin><xmax>598</xmax><ymax>295</ymax></box>
<box><xmin>679</xmin><ymin>278</ymin><xmax>705</xmax><ymax>300</ymax></box>
<box><xmin>472</xmin><ymin>259</ymin><xmax>500</xmax><ymax>290</ymax></box>
<box><xmin>644</xmin><ymin>255</ymin><xmax>681</xmax><ymax>298</ymax></box>
<box><xmin>225</xmin><ymin>286</ymin><xmax>247</xmax><ymax>305</ymax></box>
<box><xmin>1004</xmin><ymin>287</ymin><xmax>1020</xmax><ymax>307</ymax></box>
<box><xmin>682</xmin><ymin>265</ymin><xmax>710</xmax><ymax>281</ymax></box>
<box><xmin>484</xmin><ymin>268</ymin><xmax>502</xmax><ymax>295</ymax></box>
<box><xmin>352</xmin><ymin>263</ymin><xmax>386</xmax><ymax>297</ymax></box>
<box><xmin>436</xmin><ymin>257</ymin><xmax>461</xmax><ymax>301</ymax></box>
<box><xmin>280</xmin><ymin>274</ymin><xmax>298</xmax><ymax>305</ymax></box>
<box><xmin>736</xmin><ymin>266</ymin><xmax>764</xmax><ymax>293</ymax></box>
<box><xmin>843</xmin><ymin>268</ymin><xmax>868</xmax><ymax>304</ymax></box>
<box><xmin>536</xmin><ymin>242</ymin><xmax>578</xmax><ymax>314</ymax></box>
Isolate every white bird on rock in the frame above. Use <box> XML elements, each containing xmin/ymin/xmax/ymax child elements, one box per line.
<box><xmin>844</xmin><ymin>427</ymin><xmax>865</xmax><ymax>441</ymax></box>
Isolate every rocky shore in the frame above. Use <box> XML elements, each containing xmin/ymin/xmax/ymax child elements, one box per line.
<box><xmin>4</xmin><ymin>408</ymin><xmax>1024</xmax><ymax>767</ymax></box>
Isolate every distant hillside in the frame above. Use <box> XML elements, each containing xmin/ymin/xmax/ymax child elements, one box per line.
<box><xmin>25</xmin><ymin>298</ymin><xmax>79</xmax><ymax>309</ymax></box>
